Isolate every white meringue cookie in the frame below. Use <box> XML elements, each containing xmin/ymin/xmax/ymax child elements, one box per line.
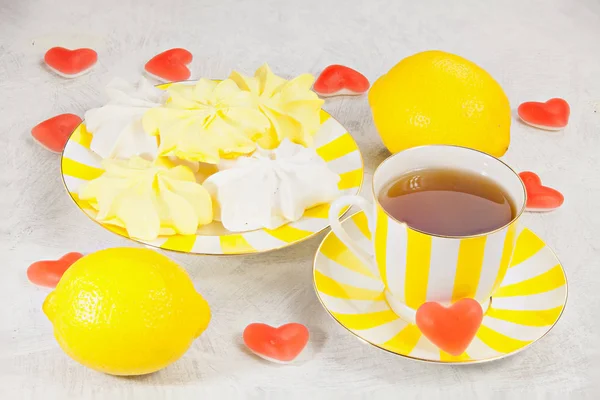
<box><xmin>203</xmin><ymin>139</ymin><xmax>340</xmax><ymax>232</ymax></box>
<box><xmin>86</xmin><ymin>77</ymin><xmax>167</xmax><ymax>160</ymax></box>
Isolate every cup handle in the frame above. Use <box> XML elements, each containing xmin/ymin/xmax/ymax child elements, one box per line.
<box><xmin>328</xmin><ymin>195</ymin><xmax>379</xmax><ymax>278</ymax></box>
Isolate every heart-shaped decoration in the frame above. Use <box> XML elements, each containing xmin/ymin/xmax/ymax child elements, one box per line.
<box><xmin>243</xmin><ymin>323</ymin><xmax>309</xmax><ymax>363</ymax></box>
<box><xmin>145</xmin><ymin>48</ymin><xmax>193</xmax><ymax>82</ymax></box>
<box><xmin>313</xmin><ymin>64</ymin><xmax>370</xmax><ymax>97</ymax></box>
<box><xmin>27</xmin><ymin>252</ymin><xmax>83</xmax><ymax>288</ymax></box>
<box><xmin>517</xmin><ymin>98</ymin><xmax>570</xmax><ymax>130</ymax></box>
<box><xmin>519</xmin><ymin>171</ymin><xmax>564</xmax><ymax>212</ymax></box>
<box><xmin>44</xmin><ymin>47</ymin><xmax>98</xmax><ymax>78</ymax></box>
<box><xmin>415</xmin><ymin>298</ymin><xmax>483</xmax><ymax>356</ymax></box>
<box><xmin>31</xmin><ymin>113</ymin><xmax>82</xmax><ymax>153</ymax></box>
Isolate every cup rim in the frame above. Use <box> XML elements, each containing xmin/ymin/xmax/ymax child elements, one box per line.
<box><xmin>371</xmin><ymin>144</ymin><xmax>527</xmax><ymax>239</ymax></box>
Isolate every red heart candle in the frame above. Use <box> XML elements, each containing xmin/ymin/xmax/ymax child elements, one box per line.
<box><xmin>415</xmin><ymin>298</ymin><xmax>483</xmax><ymax>356</ymax></box>
<box><xmin>313</xmin><ymin>65</ymin><xmax>370</xmax><ymax>97</ymax></box>
<box><xmin>44</xmin><ymin>47</ymin><xmax>98</xmax><ymax>78</ymax></box>
<box><xmin>243</xmin><ymin>323</ymin><xmax>309</xmax><ymax>363</ymax></box>
<box><xmin>145</xmin><ymin>48</ymin><xmax>193</xmax><ymax>82</ymax></box>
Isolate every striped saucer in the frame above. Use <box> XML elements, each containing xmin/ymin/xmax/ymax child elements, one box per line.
<box><xmin>313</xmin><ymin>211</ymin><xmax>567</xmax><ymax>364</ymax></box>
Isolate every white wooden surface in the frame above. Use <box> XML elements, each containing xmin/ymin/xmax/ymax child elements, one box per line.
<box><xmin>1</xmin><ymin>0</ymin><xmax>598</xmax><ymax>398</ymax></box>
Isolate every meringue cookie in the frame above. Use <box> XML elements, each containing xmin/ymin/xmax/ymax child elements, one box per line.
<box><xmin>142</xmin><ymin>79</ymin><xmax>270</xmax><ymax>164</ymax></box>
<box><xmin>86</xmin><ymin>77</ymin><xmax>167</xmax><ymax>160</ymax></box>
<box><xmin>203</xmin><ymin>139</ymin><xmax>340</xmax><ymax>232</ymax></box>
<box><xmin>229</xmin><ymin>64</ymin><xmax>324</xmax><ymax>149</ymax></box>
<box><xmin>79</xmin><ymin>156</ymin><xmax>213</xmax><ymax>241</ymax></box>
<box><xmin>156</xmin><ymin>156</ymin><xmax>218</xmax><ymax>183</ymax></box>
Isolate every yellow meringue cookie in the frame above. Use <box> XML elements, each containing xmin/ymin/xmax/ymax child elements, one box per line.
<box><xmin>229</xmin><ymin>64</ymin><xmax>324</xmax><ymax>149</ymax></box>
<box><xmin>154</xmin><ymin>156</ymin><xmax>219</xmax><ymax>183</ymax></box>
<box><xmin>79</xmin><ymin>157</ymin><xmax>213</xmax><ymax>241</ymax></box>
<box><xmin>142</xmin><ymin>79</ymin><xmax>270</xmax><ymax>164</ymax></box>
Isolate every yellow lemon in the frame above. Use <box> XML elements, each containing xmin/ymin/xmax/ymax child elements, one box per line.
<box><xmin>43</xmin><ymin>248</ymin><xmax>210</xmax><ymax>376</ymax></box>
<box><xmin>369</xmin><ymin>50</ymin><xmax>511</xmax><ymax>157</ymax></box>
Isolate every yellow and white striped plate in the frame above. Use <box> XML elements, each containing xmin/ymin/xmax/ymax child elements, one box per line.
<box><xmin>314</xmin><ymin>211</ymin><xmax>568</xmax><ymax>364</ymax></box>
<box><xmin>60</xmin><ymin>85</ymin><xmax>363</xmax><ymax>255</ymax></box>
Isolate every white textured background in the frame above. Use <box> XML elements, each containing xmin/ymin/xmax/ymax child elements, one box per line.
<box><xmin>1</xmin><ymin>0</ymin><xmax>599</xmax><ymax>398</ymax></box>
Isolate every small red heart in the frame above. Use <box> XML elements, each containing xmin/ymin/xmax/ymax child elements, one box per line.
<box><xmin>518</xmin><ymin>98</ymin><xmax>570</xmax><ymax>130</ymax></box>
<box><xmin>313</xmin><ymin>64</ymin><xmax>370</xmax><ymax>97</ymax></box>
<box><xmin>145</xmin><ymin>48</ymin><xmax>193</xmax><ymax>82</ymax></box>
<box><xmin>519</xmin><ymin>171</ymin><xmax>564</xmax><ymax>212</ymax></box>
<box><xmin>243</xmin><ymin>323</ymin><xmax>309</xmax><ymax>363</ymax></box>
<box><xmin>27</xmin><ymin>252</ymin><xmax>83</xmax><ymax>288</ymax></box>
<box><xmin>44</xmin><ymin>47</ymin><xmax>98</xmax><ymax>78</ymax></box>
<box><xmin>415</xmin><ymin>298</ymin><xmax>483</xmax><ymax>356</ymax></box>
<box><xmin>31</xmin><ymin>113</ymin><xmax>82</xmax><ymax>153</ymax></box>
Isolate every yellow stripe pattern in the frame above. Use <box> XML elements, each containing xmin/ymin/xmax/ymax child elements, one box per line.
<box><xmin>492</xmin><ymin>222</ymin><xmax>518</xmax><ymax>293</ymax></box>
<box><xmin>352</xmin><ymin>211</ymin><xmax>372</xmax><ymax>240</ymax></box>
<box><xmin>314</xmin><ymin>212</ymin><xmax>567</xmax><ymax>363</ymax></box>
<box><xmin>265</xmin><ymin>225</ymin><xmax>313</xmax><ymax>243</ymax></box>
<box><xmin>331</xmin><ymin>310</ymin><xmax>398</xmax><ymax>330</ymax></box>
<box><xmin>319</xmin><ymin>109</ymin><xmax>331</xmax><ymax>124</ymax></box>
<box><xmin>374</xmin><ymin>207</ymin><xmax>388</xmax><ymax>284</ymax></box>
<box><xmin>303</xmin><ymin>204</ymin><xmax>329</xmax><ymax>219</ymax></box>
<box><xmin>161</xmin><ymin>235</ymin><xmax>196</xmax><ymax>253</ymax></box>
<box><xmin>69</xmin><ymin>124</ymin><xmax>93</xmax><ymax>148</ymax></box>
<box><xmin>440</xmin><ymin>351</ymin><xmax>471</xmax><ymax>362</ymax></box>
<box><xmin>452</xmin><ymin>236</ymin><xmax>487</xmax><ymax>302</ymax></box>
<box><xmin>493</xmin><ymin>264</ymin><xmax>564</xmax><ymax>297</ymax></box>
<box><xmin>375</xmin><ymin>206</ymin><xmax>528</xmax><ymax>307</ymax></box>
<box><xmin>476</xmin><ymin>325</ymin><xmax>532</xmax><ymax>353</ymax></box>
<box><xmin>220</xmin><ymin>234</ymin><xmax>256</xmax><ymax>254</ymax></box>
<box><xmin>61</xmin><ymin>109</ymin><xmax>363</xmax><ymax>255</ymax></box>
<box><xmin>338</xmin><ymin>169</ymin><xmax>363</xmax><ymax>190</ymax></box>
<box><xmin>382</xmin><ymin>324</ymin><xmax>422</xmax><ymax>355</ymax></box>
<box><xmin>316</xmin><ymin>134</ymin><xmax>357</xmax><ymax>162</ymax></box>
<box><xmin>62</xmin><ymin>158</ymin><xmax>104</xmax><ymax>181</ymax></box>
<box><xmin>510</xmin><ymin>228</ymin><xmax>545</xmax><ymax>267</ymax></box>
<box><xmin>320</xmin><ymin>234</ymin><xmax>376</xmax><ymax>278</ymax></box>
<box><xmin>315</xmin><ymin>270</ymin><xmax>384</xmax><ymax>301</ymax></box>
<box><xmin>485</xmin><ymin>306</ymin><xmax>563</xmax><ymax>327</ymax></box>
<box><xmin>404</xmin><ymin>229</ymin><xmax>432</xmax><ymax>309</ymax></box>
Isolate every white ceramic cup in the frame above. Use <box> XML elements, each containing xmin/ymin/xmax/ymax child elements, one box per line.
<box><xmin>328</xmin><ymin>145</ymin><xmax>526</xmax><ymax>323</ymax></box>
